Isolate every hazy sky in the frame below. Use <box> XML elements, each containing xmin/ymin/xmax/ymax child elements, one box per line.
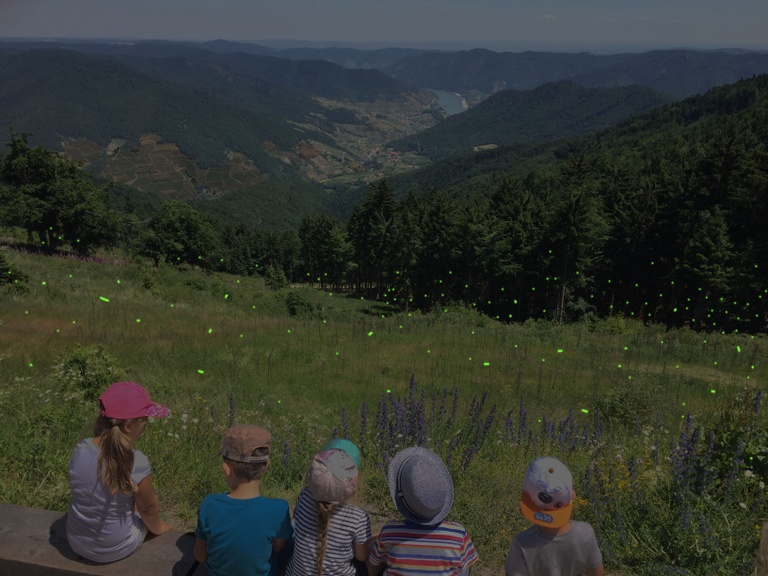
<box><xmin>1</xmin><ymin>0</ymin><xmax>766</xmax><ymax>52</ymax></box>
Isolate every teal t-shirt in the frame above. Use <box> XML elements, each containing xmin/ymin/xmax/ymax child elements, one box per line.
<box><xmin>195</xmin><ymin>493</ymin><xmax>294</xmax><ymax>576</ymax></box>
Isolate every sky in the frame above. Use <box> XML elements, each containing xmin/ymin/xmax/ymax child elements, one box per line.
<box><xmin>1</xmin><ymin>0</ymin><xmax>767</xmax><ymax>53</ymax></box>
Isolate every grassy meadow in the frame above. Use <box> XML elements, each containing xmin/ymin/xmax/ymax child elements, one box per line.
<box><xmin>1</xmin><ymin>246</ymin><xmax>767</xmax><ymax>575</ymax></box>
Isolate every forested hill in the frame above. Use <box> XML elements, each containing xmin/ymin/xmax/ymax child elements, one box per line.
<box><xmin>0</xmin><ymin>48</ymin><xmax>334</xmax><ymax>169</ymax></box>
<box><xmin>384</xmin><ymin>48</ymin><xmax>768</xmax><ymax>98</ymax></box>
<box><xmin>388</xmin><ymin>81</ymin><xmax>674</xmax><ymax>160</ymax></box>
<box><xmin>379</xmin><ymin>73</ymin><xmax>768</xmax><ymax>199</ymax></box>
<box><xmin>0</xmin><ymin>44</ymin><xmax>437</xmax><ymax>209</ymax></box>
<box><xmin>331</xmin><ymin>73</ymin><xmax>768</xmax><ymax>332</ymax></box>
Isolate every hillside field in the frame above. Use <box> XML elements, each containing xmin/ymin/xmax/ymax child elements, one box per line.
<box><xmin>1</xmin><ymin>247</ymin><xmax>767</xmax><ymax>575</ymax></box>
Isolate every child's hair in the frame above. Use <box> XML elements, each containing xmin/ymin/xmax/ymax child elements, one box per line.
<box><xmin>93</xmin><ymin>414</ymin><xmax>146</xmax><ymax>494</ymax></box>
<box><xmin>224</xmin><ymin>447</ymin><xmax>270</xmax><ymax>481</ymax></box>
<box><xmin>315</xmin><ymin>501</ymin><xmax>338</xmax><ymax>576</ymax></box>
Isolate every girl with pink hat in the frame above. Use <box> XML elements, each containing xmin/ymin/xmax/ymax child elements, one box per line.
<box><xmin>66</xmin><ymin>382</ymin><xmax>173</xmax><ymax>563</ymax></box>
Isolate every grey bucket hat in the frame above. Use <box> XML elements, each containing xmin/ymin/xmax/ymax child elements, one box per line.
<box><xmin>388</xmin><ymin>447</ymin><xmax>454</xmax><ymax>526</ymax></box>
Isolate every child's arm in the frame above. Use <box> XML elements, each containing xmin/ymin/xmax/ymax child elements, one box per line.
<box><xmin>134</xmin><ymin>475</ymin><xmax>172</xmax><ymax>535</ymax></box>
<box><xmin>194</xmin><ymin>538</ymin><xmax>207</xmax><ymax>563</ymax></box>
<box><xmin>353</xmin><ymin>542</ymin><xmax>369</xmax><ymax>562</ymax></box>
<box><xmin>272</xmin><ymin>537</ymin><xmax>288</xmax><ymax>554</ymax></box>
<box><xmin>366</xmin><ymin>558</ymin><xmax>386</xmax><ymax>576</ymax></box>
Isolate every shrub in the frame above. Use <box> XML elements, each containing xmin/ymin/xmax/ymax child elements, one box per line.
<box><xmin>284</xmin><ymin>291</ymin><xmax>316</xmax><ymax>317</ymax></box>
<box><xmin>264</xmin><ymin>265</ymin><xmax>288</xmax><ymax>291</ymax></box>
<box><xmin>51</xmin><ymin>344</ymin><xmax>125</xmax><ymax>402</ymax></box>
<box><xmin>0</xmin><ymin>248</ymin><xmax>29</xmax><ymax>292</ymax></box>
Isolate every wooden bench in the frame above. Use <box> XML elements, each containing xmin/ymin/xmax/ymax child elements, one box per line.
<box><xmin>0</xmin><ymin>502</ymin><xmax>208</xmax><ymax>576</ymax></box>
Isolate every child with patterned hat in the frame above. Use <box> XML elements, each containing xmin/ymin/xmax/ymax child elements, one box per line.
<box><xmin>505</xmin><ymin>456</ymin><xmax>604</xmax><ymax>576</ymax></box>
<box><xmin>368</xmin><ymin>446</ymin><xmax>478</xmax><ymax>576</ymax></box>
<box><xmin>286</xmin><ymin>439</ymin><xmax>372</xmax><ymax>576</ymax></box>
<box><xmin>194</xmin><ymin>424</ymin><xmax>294</xmax><ymax>576</ymax></box>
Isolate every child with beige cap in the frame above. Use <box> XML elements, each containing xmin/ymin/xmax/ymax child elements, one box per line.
<box><xmin>286</xmin><ymin>439</ymin><xmax>372</xmax><ymax>576</ymax></box>
<box><xmin>505</xmin><ymin>456</ymin><xmax>603</xmax><ymax>576</ymax></box>
<box><xmin>194</xmin><ymin>424</ymin><xmax>294</xmax><ymax>576</ymax></box>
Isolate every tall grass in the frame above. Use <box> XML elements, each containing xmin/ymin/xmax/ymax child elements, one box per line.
<box><xmin>1</xmin><ymin>247</ymin><xmax>766</xmax><ymax>574</ymax></box>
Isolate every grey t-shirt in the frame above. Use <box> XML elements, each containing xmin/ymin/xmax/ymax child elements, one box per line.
<box><xmin>504</xmin><ymin>521</ymin><xmax>603</xmax><ymax>576</ymax></box>
<box><xmin>66</xmin><ymin>438</ymin><xmax>151</xmax><ymax>562</ymax></box>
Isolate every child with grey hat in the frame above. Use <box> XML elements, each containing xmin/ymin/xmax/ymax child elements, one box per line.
<box><xmin>367</xmin><ymin>447</ymin><xmax>478</xmax><ymax>576</ymax></box>
<box><xmin>505</xmin><ymin>456</ymin><xmax>603</xmax><ymax>576</ymax></box>
<box><xmin>194</xmin><ymin>424</ymin><xmax>294</xmax><ymax>576</ymax></box>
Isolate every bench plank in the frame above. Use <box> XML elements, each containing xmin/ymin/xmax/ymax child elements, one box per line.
<box><xmin>0</xmin><ymin>502</ymin><xmax>207</xmax><ymax>576</ymax></box>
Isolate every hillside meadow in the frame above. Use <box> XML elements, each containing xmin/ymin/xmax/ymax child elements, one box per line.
<box><xmin>1</xmin><ymin>247</ymin><xmax>767</xmax><ymax>575</ymax></box>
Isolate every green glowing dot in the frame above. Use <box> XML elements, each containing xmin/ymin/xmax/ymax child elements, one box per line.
<box><xmin>557</xmin><ymin>349</ymin><xmax>563</xmax><ymax>353</ymax></box>
<box><xmin>208</xmin><ymin>328</ymin><xmax>213</xmax><ymax>334</ymax></box>
<box><xmin>42</xmin><ymin>281</ymin><xmax>46</xmax><ymax>285</ymax></box>
<box><xmin>136</xmin><ymin>318</ymin><xmax>141</xmax><ymax>323</ymax></box>
<box><xmin>368</xmin><ymin>331</ymin><xmax>374</xmax><ymax>336</ymax></box>
<box><xmin>28</xmin><ymin>363</ymin><xmax>33</xmax><ymax>367</ymax></box>
<box><xmin>224</xmin><ymin>294</ymin><xmax>229</xmax><ymax>299</ymax></box>
<box><xmin>277</xmin><ymin>400</ymin><xmax>281</xmax><ymax>404</ymax></box>
<box><xmin>336</xmin><ymin>352</ymin><xmax>340</xmax><ymax>356</ymax></box>
<box><xmin>198</xmin><ymin>370</ymin><xmax>205</xmax><ymax>374</ymax></box>
<box><xmin>541</xmin><ymin>358</ymin><xmax>545</xmax><ymax>363</ymax></box>
<box><xmin>483</xmin><ymin>362</ymin><xmax>490</xmax><ymax>367</ymax></box>
<box><xmin>737</xmin><ymin>346</ymin><xmax>741</xmax><ymax>352</ymax></box>
<box><xmin>240</xmin><ymin>334</ymin><xmax>244</xmax><ymax>338</ymax></box>
<box><xmin>287</xmin><ymin>329</ymin><xmax>291</xmax><ymax>334</ymax></box>
<box><xmin>116</xmin><ymin>279</ymin><xmax>121</xmax><ymax>284</ymax></box>
<box><xmin>711</xmin><ymin>389</ymin><xmax>716</xmax><ymax>394</ymax></box>
<box><xmin>99</xmin><ymin>296</ymin><xmax>110</xmax><ymax>302</ymax></box>
<box><xmin>618</xmin><ymin>364</ymin><xmax>622</xmax><ymax>368</ymax></box>
<box><xmin>386</xmin><ymin>389</ymin><xmax>391</xmax><ymax>394</ymax></box>
<box><xmin>581</xmin><ymin>409</ymin><xmax>589</xmax><ymax>414</ymax></box>
<box><xmin>55</xmin><ymin>329</ymin><xmax>60</xmax><ymax>333</ymax></box>
<box><xmin>427</xmin><ymin>350</ymin><xmax>431</xmax><ymax>354</ymax></box>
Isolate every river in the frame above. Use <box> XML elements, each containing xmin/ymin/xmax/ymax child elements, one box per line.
<box><xmin>430</xmin><ymin>89</ymin><xmax>468</xmax><ymax>116</ymax></box>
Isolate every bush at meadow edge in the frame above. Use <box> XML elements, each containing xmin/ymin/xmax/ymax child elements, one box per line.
<box><xmin>1</xmin><ymin>249</ymin><xmax>767</xmax><ymax>575</ymax></box>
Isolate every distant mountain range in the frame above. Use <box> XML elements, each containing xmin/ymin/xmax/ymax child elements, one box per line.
<box><xmin>2</xmin><ymin>39</ymin><xmax>768</xmax><ymax>227</ymax></box>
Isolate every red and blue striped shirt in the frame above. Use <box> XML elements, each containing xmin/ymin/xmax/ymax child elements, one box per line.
<box><xmin>369</xmin><ymin>520</ymin><xmax>478</xmax><ymax>576</ymax></box>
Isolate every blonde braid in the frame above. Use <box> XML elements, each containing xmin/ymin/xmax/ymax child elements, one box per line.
<box><xmin>316</xmin><ymin>501</ymin><xmax>338</xmax><ymax>576</ymax></box>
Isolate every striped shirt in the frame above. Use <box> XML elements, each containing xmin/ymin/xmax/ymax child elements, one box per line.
<box><xmin>286</xmin><ymin>488</ymin><xmax>372</xmax><ymax>576</ymax></box>
<box><xmin>369</xmin><ymin>520</ymin><xmax>478</xmax><ymax>576</ymax></box>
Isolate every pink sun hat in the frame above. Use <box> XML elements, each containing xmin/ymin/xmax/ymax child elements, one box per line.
<box><xmin>99</xmin><ymin>382</ymin><xmax>169</xmax><ymax>420</ymax></box>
